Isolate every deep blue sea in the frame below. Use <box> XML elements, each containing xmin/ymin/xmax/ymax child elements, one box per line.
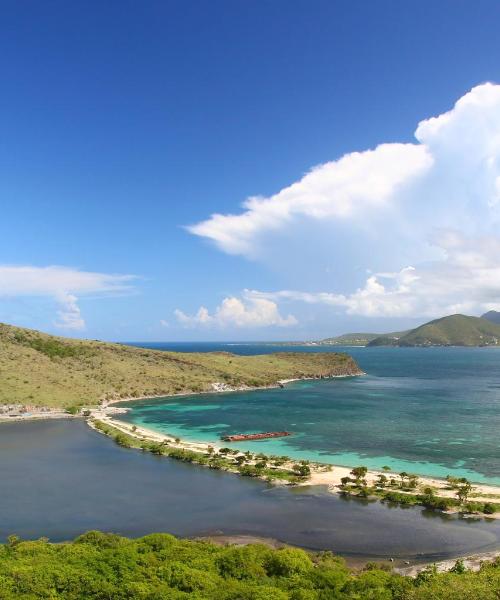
<box><xmin>121</xmin><ymin>343</ymin><xmax>500</xmax><ymax>485</ymax></box>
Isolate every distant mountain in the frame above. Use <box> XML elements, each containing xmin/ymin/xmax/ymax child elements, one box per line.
<box><xmin>368</xmin><ymin>314</ymin><xmax>500</xmax><ymax>347</ymax></box>
<box><xmin>482</xmin><ymin>310</ymin><xmax>500</xmax><ymax>325</ymax></box>
<box><xmin>319</xmin><ymin>331</ymin><xmax>408</xmax><ymax>346</ymax></box>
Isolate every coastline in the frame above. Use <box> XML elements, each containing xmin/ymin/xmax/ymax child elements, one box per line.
<box><xmin>88</xmin><ymin>405</ymin><xmax>500</xmax><ymax>519</ymax></box>
<box><xmin>103</xmin><ymin>373</ymin><xmax>365</xmax><ymax>408</ymax></box>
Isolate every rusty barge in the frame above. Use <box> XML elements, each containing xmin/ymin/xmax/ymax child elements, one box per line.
<box><xmin>221</xmin><ymin>431</ymin><xmax>292</xmax><ymax>442</ymax></box>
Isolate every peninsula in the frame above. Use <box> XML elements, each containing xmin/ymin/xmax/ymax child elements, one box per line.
<box><xmin>0</xmin><ymin>322</ymin><xmax>362</xmax><ymax>410</ymax></box>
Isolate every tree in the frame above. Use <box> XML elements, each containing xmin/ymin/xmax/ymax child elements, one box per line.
<box><xmin>408</xmin><ymin>475</ymin><xmax>419</xmax><ymax>489</ymax></box>
<box><xmin>293</xmin><ymin>464</ymin><xmax>311</xmax><ymax>478</ymax></box>
<box><xmin>350</xmin><ymin>466</ymin><xmax>367</xmax><ymax>484</ymax></box>
<box><xmin>456</xmin><ymin>481</ymin><xmax>473</xmax><ymax>503</ymax></box>
<box><xmin>376</xmin><ymin>474</ymin><xmax>388</xmax><ymax>488</ymax></box>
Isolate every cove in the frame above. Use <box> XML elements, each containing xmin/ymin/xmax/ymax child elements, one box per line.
<box><xmin>119</xmin><ymin>345</ymin><xmax>500</xmax><ymax>484</ymax></box>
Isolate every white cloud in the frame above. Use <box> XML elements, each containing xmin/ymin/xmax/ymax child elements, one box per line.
<box><xmin>189</xmin><ymin>83</ymin><xmax>500</xmax><ymax>262</ymax></box>
<box><xmin>187</xmin><ymin>83</ymin><xmax>500</xmax><ymax>321</ymax></box>
<box><xmin>54</xmin><ymin>293</ymin><xmax>85</xmax><ymax>330</ymax></box>
<box><xmin>0</xmin><ymin>265</ymin><xmax>136</xmax><ymax>330</ymax></box>
<box><xmin>188</xmin><ymin>143</ymin><xmax>432</xmax><ymax>257</ymax></box>
<box><xmin>175</xmin><ymin>295</ymin><xmax>297</xmax><ymax>328</ymax></box>
<box><xmin>159</xmin><ymin>319</ymin><xmax>169</xmax><ymax>327</ymax></box>
<box><xmin>250</xmin><ymin>230</ymin><xmax>500</xmax><ymax>318</ymax></box>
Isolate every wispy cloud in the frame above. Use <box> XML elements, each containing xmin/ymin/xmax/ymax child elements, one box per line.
<box><xmin>250</xmin><ymin>230</ymin><xmax>500</xmax><ymax>318</ymax></box>
<box><xmin>0</xmin><ymin>265</ymin><xmax>136</xmax><ymax>330</ymax></box>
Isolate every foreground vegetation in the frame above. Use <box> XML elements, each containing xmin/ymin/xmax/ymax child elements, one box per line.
<box><xmin>0</xmin><ymin>322</ymin><xmax>361</xmax><ymax>408</ymax></box>
<box><xmin>0</xmin><ymin>531</ymin><xmax>498</xmax><ymax>599</ymax></box>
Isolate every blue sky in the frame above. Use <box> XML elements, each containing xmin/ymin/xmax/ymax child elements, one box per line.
<box><xmin>2</xmin><ymin>1</ymin><xmax>500</xmax><ymax>340</ymax></box>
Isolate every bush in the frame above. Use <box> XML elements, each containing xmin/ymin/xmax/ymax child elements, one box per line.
<box><xmin>0</xmin><ymin>531</ymin><xmax>498</xmax><ymax>598</ymax></box>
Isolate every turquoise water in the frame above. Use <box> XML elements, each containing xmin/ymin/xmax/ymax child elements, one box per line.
<box><xmin>119</xmin><ymin>345</ymin><xmax>500</xmax><ymax>484</ymax></box>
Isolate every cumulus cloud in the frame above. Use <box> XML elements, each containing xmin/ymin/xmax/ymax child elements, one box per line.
<box><xmin>188</xmin><ymin>83</ymin><xmax>500</xmax><ymax>321</ymax></box>
<box><xmin>188</xmin><ymin>143</ymin><xmax>432</xmax><ymax>257</ymax></box>
<box><xmin>189</xmin><ymin>83</ymin><xmax>500</xmax><ymax>259</ymax></box>
<box><xmin>175</xmin><ymin>295</ymin><xmax>297</xmax><ymax>328</ymax></box>
<box><xmin>0</xmin><ymin>265</ymin><xmax>136</xmax><ymax>330</ymax></box>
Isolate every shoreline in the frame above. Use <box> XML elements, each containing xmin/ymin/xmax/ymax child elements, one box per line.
<box><xmin>88</xmin><ymin>406</ymin><xmax>500</xmax><ymax>519</ymax></box>
<box><xmin>98</xmin><ymin>376</ymin><xmax>500</xmax><ymax>501</ymax></box>
<box><xmin>103</xmin><ymin>373</ymin><xmax>365</xmax><ymax>408</ymax></box>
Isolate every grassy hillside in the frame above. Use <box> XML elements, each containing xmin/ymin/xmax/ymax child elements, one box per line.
<box><xmin>0</xmin><ymin>323</ymin><xmax>361</xmax><ymax>408</ymax></box>
<box><xmin>0</xmin><ymin>531</ymin><xmax>498</xmax><ymax>599</ymax></box>
<box><xmin>369</xmin><ymin>314</ymin><xmax>500</xmax><ymax>347</ymax></box>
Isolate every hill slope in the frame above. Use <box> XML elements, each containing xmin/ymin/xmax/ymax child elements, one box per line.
<box><xmin>368</xmin><ymin>314</ymin><xmax>500</xmax><ymax>347</ymax></box>
<box><xmin>482</xmin><ymin>310</ymin><xmax>500</xmax><ymax>325</ymax></box>
<box><xmin>0</xmin><ymin>323</ymin><xmax>361</xmax><ymax>408</ymax></box>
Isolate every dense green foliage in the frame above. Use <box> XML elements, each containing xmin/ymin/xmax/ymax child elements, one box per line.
<box><xmin>0</xmin><ymin>322</ymin><xmax>361</xmax><ymax>407</ymax></box>
<box><xmin>0</xmin><ymin>532</ymin><xmax>498</xmax><ymax>599</ymax></box>
<box><xmin>368</xmin><ymin>314</ymin><xmax>500</xmax><ymax>347</ymax></box>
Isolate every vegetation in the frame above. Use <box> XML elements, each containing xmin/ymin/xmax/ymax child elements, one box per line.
<box><xmin>368</xmin><ymin>314</ymin><xmax>500</xmax><ymax>347</ymax></box>
<box><xmin>0</xmin><ymin>531</ymin><xmax>498</xmax><ymax>599</ymax></box>
<box><xmin>0</xmin><ymin>322</ymin><xmax>362</xmax><ymax>408</ymax></box>
<box><xmin>339</xmin><ymin>467</ymin><xmax>500</xmax><ymax>516</ymax></box>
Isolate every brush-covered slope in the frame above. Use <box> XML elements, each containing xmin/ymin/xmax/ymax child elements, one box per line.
<box><xmin>369</xmin><ymin>314</ymin><xmax>500</xmax><ymax>347</ymax></box>
<box><xmin>0</xmin><ymin>323</ymin><xmax>362</xmax><ymax>408</ymax></box>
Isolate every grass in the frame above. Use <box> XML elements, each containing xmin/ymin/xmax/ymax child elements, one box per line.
<box><xmin>0</xmin><ymin>322</ymin><xmax>362</xmax><ymax>408</ymax></box>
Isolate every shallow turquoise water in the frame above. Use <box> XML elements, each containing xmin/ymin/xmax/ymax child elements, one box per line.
<box><xmin>119</xmin><ymin>346</ymin><xmax>500</xmax><ymax>484</ymax></box>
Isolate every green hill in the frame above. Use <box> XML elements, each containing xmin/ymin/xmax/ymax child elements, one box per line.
<box><xmin>368</xmin><ymin>314</ymin><xmax>500</xmax><ymax>347</ymax></box>
<box><xmin>482</xmin><ymin>310</ymin><xmax>500</xmax><ymax>325</ymax></box>
<box><xmin>0</xmin><ymin>322</ymin><xmax>361</xmax><ymax>408</ymax></box>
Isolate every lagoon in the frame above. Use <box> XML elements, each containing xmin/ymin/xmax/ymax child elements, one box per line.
<box><xmin>1</xmin><ymin>419</ymin><xmax>500</xmax><ymax>561</ymax></box>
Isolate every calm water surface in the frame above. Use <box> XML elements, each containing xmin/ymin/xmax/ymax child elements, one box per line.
<box><xmin>1</xmin><ymin>419</ymin><xmax>499</xmax><ymax>560</ymax></box>
<box><xmin>121</xmin><ymin>345</ymin><xmax>500</xmax><ymax>484</ymax></box>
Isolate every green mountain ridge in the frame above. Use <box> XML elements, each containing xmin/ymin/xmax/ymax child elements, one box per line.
<box><xmin>368</xmin><ymin>314</ymin><xmax>500</xmax><ymax>347</ymax></box>
<box><xmin>0</xmin><ymin>322</ymin><xmax>361</xmax><ymax>408</ymax></box>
